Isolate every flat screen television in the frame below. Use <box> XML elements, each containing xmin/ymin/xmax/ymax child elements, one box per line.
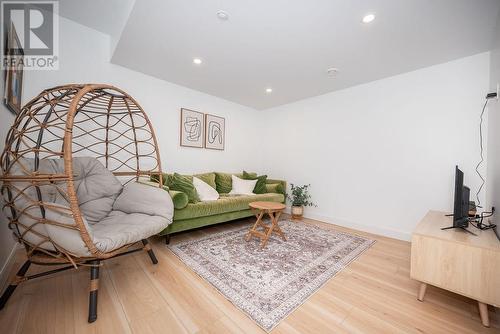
<box><xmin>443</xmin><ymin>166</ymin><xmax>475</xmax><ymax>233</ymax></box>
<box><xmin>452</xmin><ymin>166</ymin><xmax>470</xmax><ymax>228</ymax></box>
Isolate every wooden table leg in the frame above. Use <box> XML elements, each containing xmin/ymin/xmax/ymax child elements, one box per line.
<box><xmin>246</xmin><ymin>206</ymin><xmax>286</xmax><ymax>249</ymax></box>
<box><xmin>259</xmin><ymin>210</ymin><xmax>272</xmax><ymax>248</ymax></box>
<box><xmin>259</xmin><ymin>210</ymin><xmax>286</xmax><ymax>248</ymax></box>
<box><xmin>246</xmin><ymin>210</ymin><xmax>264</xmax><ymax>242</ymax></box>
<box><xmin>260</xmin><ymin>235</ymin><xmax>270</xmax><ymax>248</ymax></box>
<box><xmin>417</xmin><ymin>283</ymin><xmax>427</xmax><ymax>302</ymax></box>
<box><xmin>478</xmin><ymin>302</ymin><xmax>490</xmax><ymax>327</ymax></box>
<box><xmin>270</xmin><ymin>211</ymin><xmax>286</xmax><ymax>241</ymax></box>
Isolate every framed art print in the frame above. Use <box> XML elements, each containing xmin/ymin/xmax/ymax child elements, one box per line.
<box><xmin>180</xmin><ymin>108</ymin><xmax>205</xmax><ymax>148</ymax></box>
<box><xmin>4</xmin><ymin>23</ymin><xmax>24</xmax><ymax>115</ymax></box>
<box><xmin>205</xmin><ymin>114</ymin><xmax>225</xmax><ymax>150</ymax></box>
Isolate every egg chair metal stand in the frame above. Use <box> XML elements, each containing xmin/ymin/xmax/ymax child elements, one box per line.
<box><xmin>0</xmin><ymin>84</ymin><xmax>165</xmax><ymax>322</ymax></box>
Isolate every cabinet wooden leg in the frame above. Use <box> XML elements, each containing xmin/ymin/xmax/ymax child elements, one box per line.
<box><xmin>417</xmin><ymin>283</ymin><xmax>427</xmax><ymax>302</ymax></box>
<box><xmin>478</xmin><ymin>302</ymin><xmax>490</xmax><ymax>327</ymax></box>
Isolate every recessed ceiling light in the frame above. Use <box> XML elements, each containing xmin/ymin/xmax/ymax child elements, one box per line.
<box><xmin>217</xmin><ymin>10</ymin><xmax>229</xmax><ymax>20</ymax></box>
<box><xmin>362</xmin><ymin>13</ymin><xmax>375</xmax><ymax>23</ymax></box>
<box><xmin>327</xmin><ymin>68</ymin><xmax>339</xmax><ymax>76</ymax></box>
<box><xmin>265</xmin><ymin>88</ymin><xmax>273</xmax><ymax>94</ymax></box>
<box><xmin>193</xmin><ymin>58</ymin><xmax>202</xmax><ymax>65</ymax></box>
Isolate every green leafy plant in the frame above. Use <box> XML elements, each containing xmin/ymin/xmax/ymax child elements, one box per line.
<box><xmin>287</xmin><ymin>183</ymin><xmax>316</xmax><ymax>207</ymax></box>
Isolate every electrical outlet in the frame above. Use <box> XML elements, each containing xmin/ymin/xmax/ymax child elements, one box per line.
<box><xmin>488</xmin><ymin>83</ymin><xmax>500</xmax><ymax>100</ymax></box>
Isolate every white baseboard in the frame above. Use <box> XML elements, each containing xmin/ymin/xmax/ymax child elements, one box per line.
<box><xmin>284</xmin><ymin>208</ymin><xmax>411</xmax><ymax>241</ymax></box>
<box><xmin>0</xmin><ymin>244</ymin><xmax>20</xmax><ymax>290</ymax></box>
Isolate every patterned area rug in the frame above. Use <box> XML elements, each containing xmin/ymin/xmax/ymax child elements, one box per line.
<box><xmin>169</xmin><ymin>220</ymin><xmax>374</xmax><ymax>331</ymax></box>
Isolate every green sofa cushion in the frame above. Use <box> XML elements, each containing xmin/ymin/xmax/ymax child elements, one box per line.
<box><xmin>150</xmin><ymin>174</ymin><xmax>160</xmax><ymax>183</ymax></box>
<box><xmin>215</xmin><ymin>172</ymin><xmax>258</xmax><ymax>193</ymax></box>
<box><xmin>243</xmin><ymin>171</ymin><xmax>257</xmax><ymax>178</ymax></box>
<box><xmin>155</xmin><ymin>172</ymin><xmax>216</xmax><ymax>189</ymax></box>
<box><xmin>139</xmin><ymin>177</ymin><xmax>187</xmax><ymax>209</ymax></box>
<box><xmin>265</xmin><ymin>183</ymin><xmax>284</xmax><ymax>194</ymax></box>
<box><xmin>151</xmin><ymin>173</ymin><xmax>174</xmax><ymax>187</ymax></box>
<box><xmin>242</xmin><ymin>171</ymin><xmax>267</xmax><ymax>194</ymax></box>
<box><xmin>165</xmin><ymin>174</ymin><xmax>175</xmax><ymax>187</ymax></box>
<box><xmin>266</xmin><ymin>179</ymin><xmax>286</xmax><ymax>196</ymax></box>
<box><xmin>215</xmin><ymin>172</ymin><xmax>233</xmax><ymax>193</ymax></box>
<box><xmin>169</xmin><ymin>190</ymin><xmax>189</xmax><ymax>209</ymax></box>
<box><xmin>169</xmin><ymin>173</ymin><xmax>199</xmax><ymax>203</ymax></box>
<box><xmin>174</xmin><ymin>193</ymin><xmax>285</xmax><ymax>220</ymax></box>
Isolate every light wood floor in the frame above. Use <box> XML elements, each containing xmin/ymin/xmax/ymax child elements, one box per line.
<box><xmin>0</xmin><ymin>216</ymin><xmax>499</xmax><ymax>334</ymax></box>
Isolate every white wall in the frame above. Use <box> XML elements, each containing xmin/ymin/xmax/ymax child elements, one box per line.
<box><xmin>262</xmin><ymin>53</ymin><xmax>491</xmax><ymax>240</ymax></box>
<box><xmin>0</xmin><ymin>17</ymin><xmax>262</xmax><ymax>277</ymax></box>
<box><xmin>486</xmin><ymin>14</ymin><xmax>500</xmax><ymax>220</ymax></box>
<box><xmin>0</xmin><ymin>55</ymin><xmax>17</xmax><ymax>282</ymax></box>
<box><xmin>0</xmin><ymin>12</ymin><xmax>495</xmax><ymax>280</ymax></box>
<box><xmin>21</xmin><ymin>17</ymin><xmax>262</xmax><ymax>174</ymax></box>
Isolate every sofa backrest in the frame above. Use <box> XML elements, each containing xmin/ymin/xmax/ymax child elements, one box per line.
<box><xmin>152</xmin><ymin>171</ymin><xmax>286</xmax><ymax>196</ymax></box>
<box><xmin>154</xmin><ymin>172</ymin><xmax>217</xmax><ymax>191</ymax></box>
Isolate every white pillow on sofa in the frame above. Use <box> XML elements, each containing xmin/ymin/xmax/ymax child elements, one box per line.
<box><xmin>229</xmin><ymin>175</ymin><xmax>257</xmax><ymax>195</ymax></box>
<box><xmin>193</xmin><ymin>176</ymin><xmax>220</xmax><ymax>201</ymax></box>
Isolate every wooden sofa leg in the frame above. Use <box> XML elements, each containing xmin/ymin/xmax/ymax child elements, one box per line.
<box><xmin>165</xmin><ymin>234</ymin><xmax>171</xmax><ymax>245</ymax></box>
<box><xmin>142</xmin><ymin>239</ymin><xmax>158</xmax><ymax>264</ymax></box>
<box><xmin>0</xmin><ymin>260</ymin><xmax>31</xmax><ymax>310</ymax></box>
<box><xmin>88</xmin><ymin>260</ymin><xmax>100</xmax><ymax>323</ymax></box>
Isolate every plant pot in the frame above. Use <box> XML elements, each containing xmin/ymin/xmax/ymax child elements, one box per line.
<box><xmin>291</xmin><ymin>205</ymin><xmax>304</xmax><ymax>219</ymax></box>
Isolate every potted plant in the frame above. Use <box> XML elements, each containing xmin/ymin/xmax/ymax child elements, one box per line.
<box><xmin>287</xmin><ymin>183</ymin><xmax>316</xmax><ymax>219</ymax></box>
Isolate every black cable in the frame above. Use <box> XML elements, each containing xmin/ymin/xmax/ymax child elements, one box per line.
<box><xmin>470</xmin><ymin>211</ymin><xmax>496</xmax><ymax>230</ymax></box>
<box><xmin>474</xmin><ymin>99</ymin><xmax>489</xmax><ymax>208</ymax></box>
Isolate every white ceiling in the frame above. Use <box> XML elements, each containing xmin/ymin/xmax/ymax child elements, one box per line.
<box><xmin>61</xmin><ymin>0</ymin><xmax>500</xmax><ymax>110</ymax></box>
<box><xmin>58</xmin><ymin>0</ymin><xmax>135</xmax><ymax>52</ymax></box>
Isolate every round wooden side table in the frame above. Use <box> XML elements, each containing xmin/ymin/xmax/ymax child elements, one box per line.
<box><xmin>246</xmin><ymin>201</ymin><xmax>287</xmax><ymax>249</ymax></box>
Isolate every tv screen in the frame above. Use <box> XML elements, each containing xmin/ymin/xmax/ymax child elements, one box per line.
<box><xmin>453</xmin><ymin>166</ymin><xmax>469</xmax><ymax>227</ymax></box>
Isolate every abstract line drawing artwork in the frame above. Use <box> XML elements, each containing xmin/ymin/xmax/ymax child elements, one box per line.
<box><xmin>205</xmin><ymin>114</ymin><xmax>225</xmax><ymax>150</ymax></box>
<box><xmin>185</xmin><ymin>117</ymin><xmax>202</xmax><ymax>141</ymax></box>
<box><xmin>180</xmin><ymin>108</ymin><xmax>205</xmax><ymax>148</ymax></box>
<box><xmin>207</xmin><ymin>121</ymin><xmax>222</xmax><ymax>144</ymax></box>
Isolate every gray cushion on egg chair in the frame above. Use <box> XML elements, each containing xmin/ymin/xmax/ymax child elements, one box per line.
<box><xmin>0</xmin><ymin>84</ymin><xmax>172</xmax><ymax>323</ymax></box>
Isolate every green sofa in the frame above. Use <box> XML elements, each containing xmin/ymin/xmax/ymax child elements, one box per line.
<box><xmin>142</xmin><ymin>172</ymin><xmax>286</xmax><ymax>243</ymax></box>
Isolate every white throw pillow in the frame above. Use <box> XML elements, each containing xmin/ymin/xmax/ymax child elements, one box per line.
<box><xmin>193</xmin><ymin>177</ymin><xmax>220</xmax><ymax>201</ymax></box>
<box><xmin>229</xmin><ymin>175</ymin><xmax>257</xmax><ymax>195</ymax></box>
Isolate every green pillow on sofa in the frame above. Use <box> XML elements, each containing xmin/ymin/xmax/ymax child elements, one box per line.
<box><xmin>169</xmin><ymin>190</ymin><xmax>189</xmax><ymax>209</ymax></box>
<box><xmin>142</xmin><ymin>176</ymin><xmax>188</xmax><ymax>208</ymax></box>
<box><xmin>215</xmin><ymin>172</ymin><xmax>258</xmax><ymax>194</ymax></box>
<box><xmin>155</xmin><ymin>172</ymin><xmax>216</xmax><ymax>189</ymax></box>
<box><xmin>169</xmin><ymin>173</ymin><xmax>199</xmax><ymax>203</ymax></box>
<box><xmin>150</xmin><ymin>174</ymin><xmax>161</xmax><ymax>184</ymax></box>
<box><xmin>242</xmin><ymin>171</ymin><xmax>267</xmax><ymax>194</ymax></box>
<box><xmin>215</xmin><ymin>172</ymin><xmax>233</xmax><ymax>193</ymax></box>
<box><xmin>265</xmin><ymin>183</ymin><xmax>284</xmax><ymax>194</ymax></box>
<box><xmin>150</xmin><ymin>173</ymin><xmax>174</xmax><ymax>187</ymax></box>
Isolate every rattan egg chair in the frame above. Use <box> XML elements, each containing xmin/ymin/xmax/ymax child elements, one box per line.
<box><xmin>0</xmin><ymin>84</ymin><xmax>169</xmax><ymax>322</ymax></box>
